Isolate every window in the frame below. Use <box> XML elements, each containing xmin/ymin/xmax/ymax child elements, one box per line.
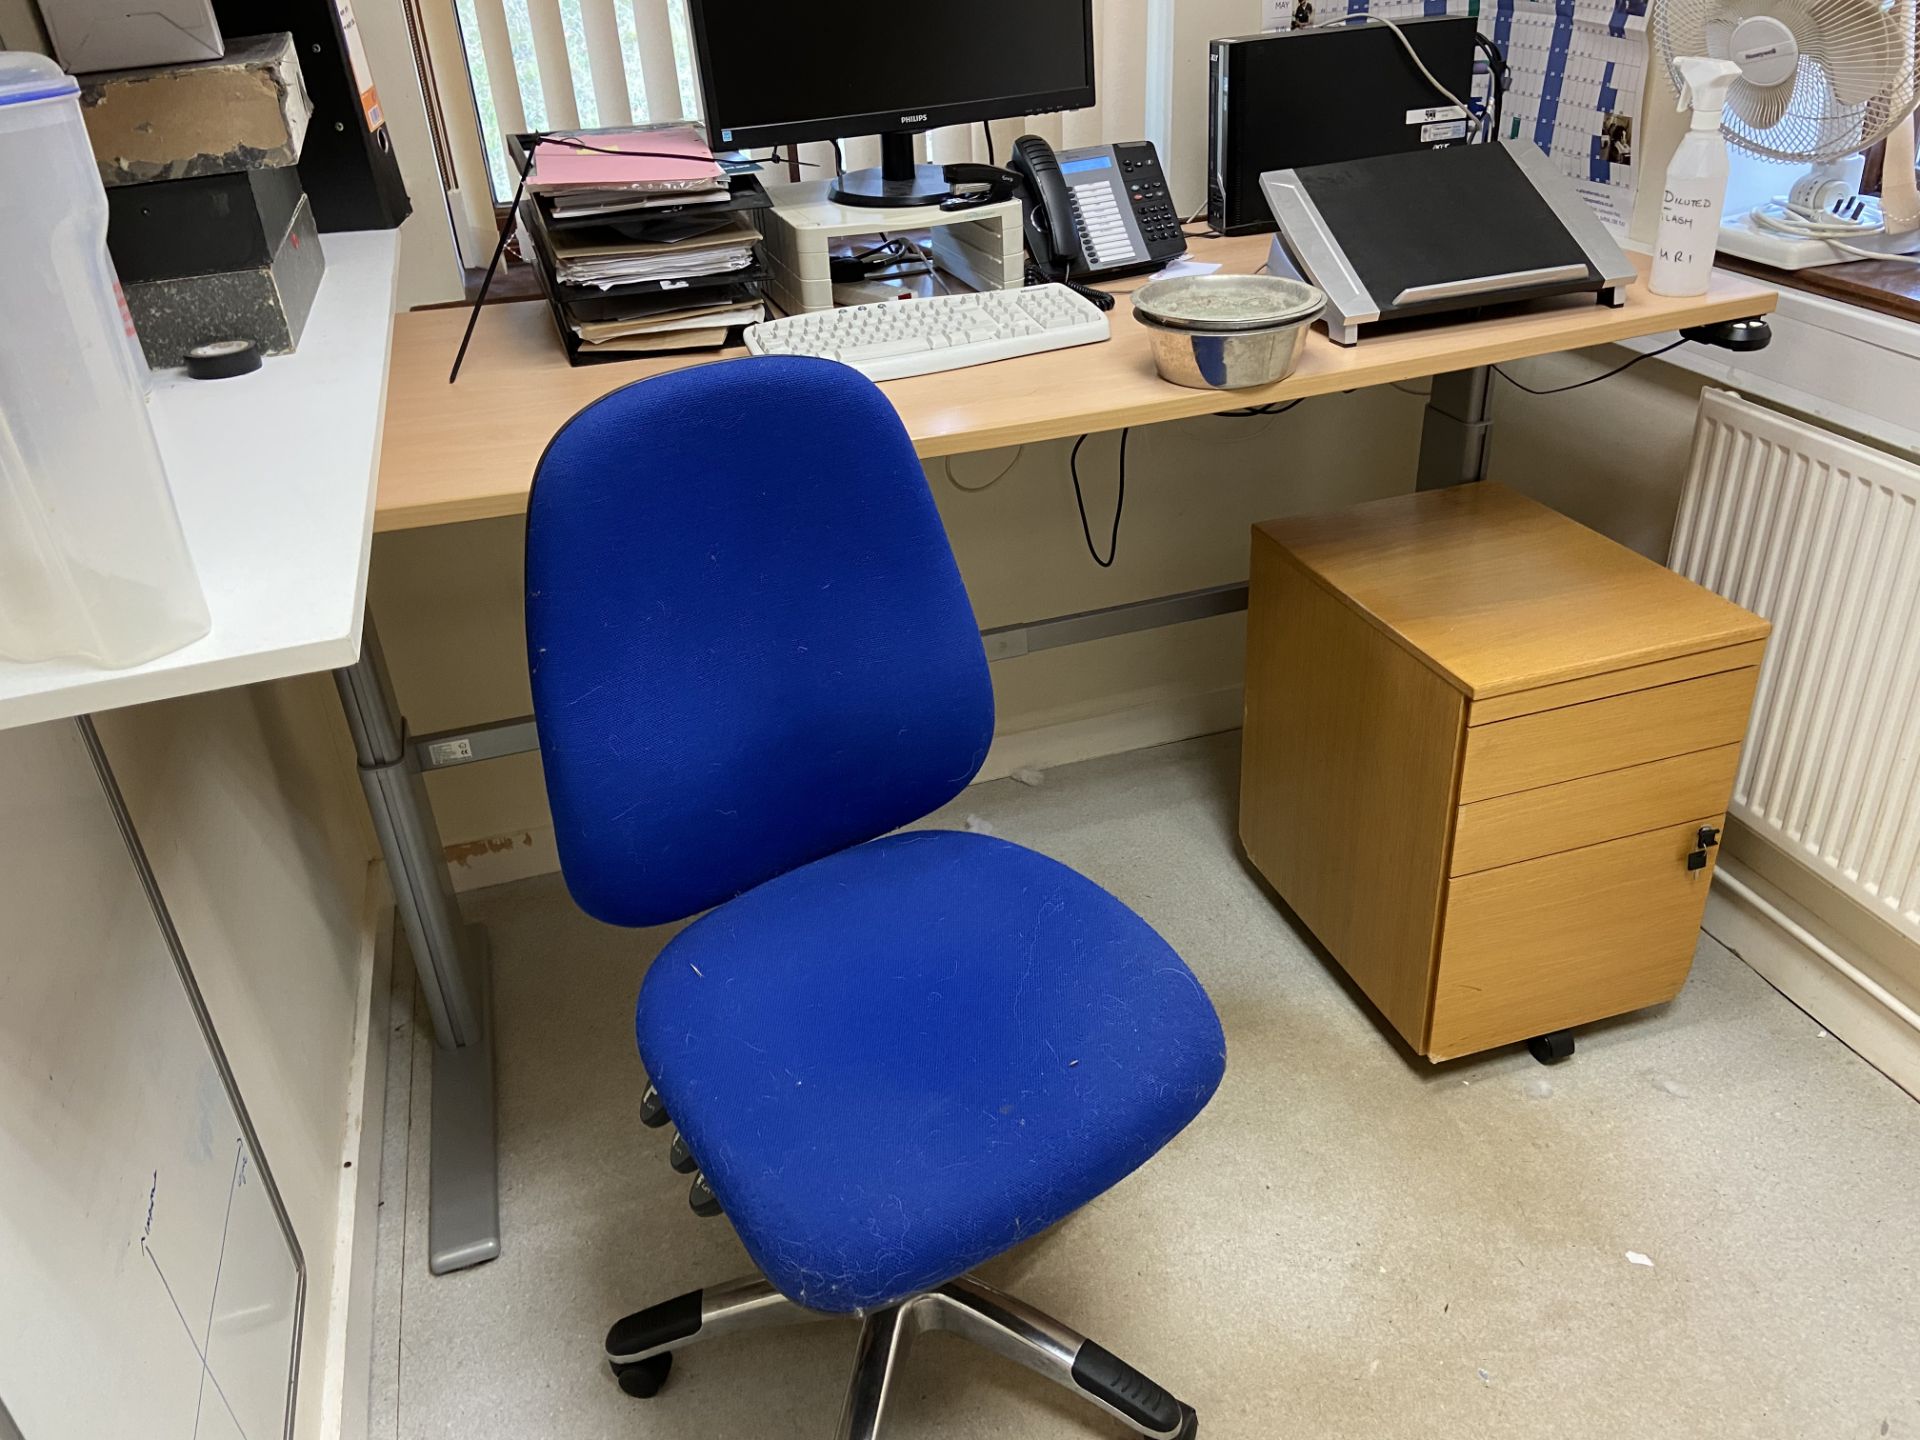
<box><xmin>449</xmin><ymin>0</ymin><xmax>701</xmax><ymax>200</ymax></box>
<box><xmin>425</xmin><ymin>0</ymin><xmax>1157</xmax><ymax>208</ymax></box>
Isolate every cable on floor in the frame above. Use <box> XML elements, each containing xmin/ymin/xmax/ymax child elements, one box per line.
<box><xmin>1070</xmin><ymin>429</ymin><xmax>1129</xmax><ymax>568</ymax></box>
<box><xmin>943</xmin><ymin>446</ymin><xmax>1024</xmax><ymax>493</ymax></box>
<box><xmin>1493</xmin><ymin>338</ymin><xmax>1687</xmax><ymax>395</ymax></box>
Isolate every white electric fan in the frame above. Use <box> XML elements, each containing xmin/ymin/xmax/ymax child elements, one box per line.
<box><xmin>1654</xmin><ymin>0</ymin><xmax>1920</xmax><ymax>265</ymax></box>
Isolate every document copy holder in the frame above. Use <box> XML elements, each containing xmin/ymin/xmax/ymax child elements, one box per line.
<box><xmin>1261</xmin><ymin>140</ymin><xmax>1635</xmax><ymax>345</ymax></box>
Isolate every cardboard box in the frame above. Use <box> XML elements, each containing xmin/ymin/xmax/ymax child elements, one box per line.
<box><xmin>42</xmin><ymin>0</ymin><xmax>223</xmax><ymax>74</ymax></box>
<box><xmin>80</xmin><ymin>32</ymin><xmax>311</xmax><ymax>186</ymax></box>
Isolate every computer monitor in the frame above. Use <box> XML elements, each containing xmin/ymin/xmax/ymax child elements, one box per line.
<box><xmin>685</xmin><ymin>0</ymin><xmax>1096</xmax><ymax>207</ymax></box>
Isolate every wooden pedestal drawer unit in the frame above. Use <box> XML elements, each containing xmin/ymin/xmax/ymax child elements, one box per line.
<box><xmin>1239</xmin><ymin>484</ymin><xmax>1769</xmax><ymax>1061</ymax></box>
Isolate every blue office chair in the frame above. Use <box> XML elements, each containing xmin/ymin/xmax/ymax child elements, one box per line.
<box><xmin>525</xmin><ymin>356</ymin><xmax>1226</xmax><ymax>1439</ymax></box>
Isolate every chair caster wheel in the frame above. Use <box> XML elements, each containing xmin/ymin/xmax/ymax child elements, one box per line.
<box><xmin>611</xmin><ymin>1351</ymin><xmax>673</xmax><ymax>1398</ymax></box>
<box><xmin>640</xmin><ymin>1083</ymin><xmax>670</xmax><ymax>1129</ymax></box>
<box><xmin>1175</xmin><ymin>1404</ymin><xmax>1199</xmax><ymax>1439</ymax></box>
<box><xmin>689</xmin><ymin>1171</ymin><xmax>723</xmax><ymax>1217</ymax></box>
<box><xmin>1527</xmin><ymin>1030</ymin><xmax>1575</xmax><ymax>1065</ymax></box>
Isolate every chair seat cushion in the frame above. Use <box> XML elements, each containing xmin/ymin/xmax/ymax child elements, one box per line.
<box><xmin>636</xmin><ymin>830</ymin><xmax>1226</xmax><ymax>1314</ymax></box>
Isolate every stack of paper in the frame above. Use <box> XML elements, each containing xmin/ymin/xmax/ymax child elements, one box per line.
<box><xmin>508</xmin><ymin>124</ymin><xmax>771</xmax><ymax>366</ymax></box>
<box><xmin>527</xmin><ymin>126</ymin><xmax>726</xmax><ymax>200</ymax></box>
<box><xmin>548</xmin><ymin>217</ymin><xmax>759</xmax><ymax>289</ymax></box>
<box><xmin>571</xmin><ymin>299</ymin><xmax>768</xmax><ymax>355</ymax></box>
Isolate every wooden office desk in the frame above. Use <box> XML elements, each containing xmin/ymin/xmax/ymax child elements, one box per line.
<box><xmin>378</xmin><ymin>235</ymin><xmax>1775</xmax><ymax>533</ymax></box>
<box><xmin>365</xmin><ymin>234</ymin><xmax>1772</xmax><ymax>1271</ymax></box>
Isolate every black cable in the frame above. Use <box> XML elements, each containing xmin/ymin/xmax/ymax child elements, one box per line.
<box><xmin>451</xmin><ymin>145</ymin><xmax>536</xmax><ymax>384</ymax></box>
<box><xmin>981</xmin><ymin>121</ymin><xmax>995</xmax><ymax>167</ymax></box>
<box><xmin>1473</xmin><ymin>34</ymin><xmax>1508</xmax><ymax>143</ymax></box>
<box><xmin>830</xmin><ymin>138</ymin><xmax>845</xmax><ymax>176</ymax></box>
<box><xmin>1493</xmin><ymin>339</ymin><xmax>1687</xmax><ymax>396</ymax></box>
<box><xmin>532</xmin><ymin>134</ymin><xmax>720</xmax><ymax>162</ymax></box>
<box><xmin>1070</xmin><ymin>429</ymin><xmax>1129</xmax><ymax>567</ymax></box>
<box><xmin>1071</xmin><ymin>278</ymin><xmax>1117</xmax><ymax>311</ymax></box>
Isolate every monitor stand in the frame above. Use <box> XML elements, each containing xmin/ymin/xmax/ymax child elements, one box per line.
<box><xmin>830</xmin><ymin>130</ymin><xmax>949</xmax><ymax>208</ymax></box>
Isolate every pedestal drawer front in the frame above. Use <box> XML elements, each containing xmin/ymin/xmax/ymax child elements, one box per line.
<box><xmin>1450</xmin><ymin>743</ymin><xmax>1743</xmax><ymax>876</ymax></box>
<box><xmin>1459</xmin><ymin>667</ymin><xmax>1759</xmax><ymax>803</ymax></box>
<box><xmin>1426</xmin><ymin>817</ymin><xmax>1722</xmax><ymax>1060</ymax></box>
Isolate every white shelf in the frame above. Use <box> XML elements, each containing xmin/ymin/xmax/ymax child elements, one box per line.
<box><xmin>0</xmin><ymin>230</ymin><xmax>399</xmax><ymax>731</ymax></box>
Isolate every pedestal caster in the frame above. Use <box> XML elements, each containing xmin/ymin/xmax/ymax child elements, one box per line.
<box><xmin>610</xmin><ymin>1352</ymin><xmax>673</xmax><ymax>1398</ymax></box>
<box><xmin>1527</xmin><ymin>1030</ymin><xmax>1576</xmax><ymax>1065</ymax></box>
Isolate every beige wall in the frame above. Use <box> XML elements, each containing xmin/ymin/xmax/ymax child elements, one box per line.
<box><xmin>95</xmin><ymin>674</ymin><xmax>377</xmax><ymax>1440</ymax></box>
<box><xmin>370</xmin><ymin>359</ymin><xmax>1716</xmax><ymax>886</ymax></box>
<box><xmin>0</xmin><ymin>0</ymin><xmax>47</xmax><ymax>50</ymax></box>
<box><xmin>1486</xmin><ymin>346</ymin><xmax>1714</xmax><ymax>559</ymax></box>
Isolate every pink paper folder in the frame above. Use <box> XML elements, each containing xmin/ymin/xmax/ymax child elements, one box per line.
<box><xmin>529</xmin><ymin>127</ymin><xmax>723</xmax><ymax>190</ymax></box>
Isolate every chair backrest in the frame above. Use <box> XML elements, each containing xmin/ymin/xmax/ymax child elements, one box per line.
<box><xmin>525</xmin><ymin>356</ymin><xmax>995</xmax><ymax>926</ymax></box>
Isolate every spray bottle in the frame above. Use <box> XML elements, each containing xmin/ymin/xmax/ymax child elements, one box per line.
<box><xmin>1650</xmin><ymin>56</ymin><xmax>1743</xmax><ymax>296</ymax></box>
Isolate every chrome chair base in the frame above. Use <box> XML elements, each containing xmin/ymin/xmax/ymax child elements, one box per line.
<box><xmin>606</xmin><ymin>1272</ymin><xmax>1198</xmax><ymax>1439</ymax></box>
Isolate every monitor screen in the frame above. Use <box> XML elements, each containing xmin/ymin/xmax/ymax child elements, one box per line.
<box><xmin>688</xmin><ymin>0</ymin><xmax>1095</xmax><ymax>149</ymax></box>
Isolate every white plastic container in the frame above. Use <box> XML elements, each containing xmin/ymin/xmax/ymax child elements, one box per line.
<box><xmin>0</xmin><ymin>52</ymin><xmax>210</xmax><ymax>667</ymax></box>
<box><xmin>1650</xmin><ymin>56</ymin><xmax>1743</xmax><ymax>297</ymax></box>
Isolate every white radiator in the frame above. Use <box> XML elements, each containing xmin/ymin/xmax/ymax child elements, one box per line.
<box><xmin>1670</xmin><ymin>389</ymin><xmax>1920</xmax><ymax>948</ymax></box>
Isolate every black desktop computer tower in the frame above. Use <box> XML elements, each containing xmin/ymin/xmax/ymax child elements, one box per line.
<box><xmin>211</xmin><ymin>0</ymin><xmax>411</xmax><ymax>231</ymax></box>
<box><xmin>1208</xmin><ymin>17</ymin><xmax>1477</xmax><ymax>236</ymax></box>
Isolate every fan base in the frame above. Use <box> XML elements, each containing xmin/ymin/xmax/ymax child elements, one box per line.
<box><xmin>1718</xmin><ymin>208</ymin><xmax>1920</xmax><ymax>270</ymax></box>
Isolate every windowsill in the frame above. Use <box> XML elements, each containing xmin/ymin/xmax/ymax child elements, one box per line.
<box><xmin>1715</xmin><ymin>253</ymin><xmax>1920</xmax><ymax>327</ymax></box>
<box><xmin>461</xmin><ymin>258</ymin><xmax>545</xmax><ymax>306</ymax></box>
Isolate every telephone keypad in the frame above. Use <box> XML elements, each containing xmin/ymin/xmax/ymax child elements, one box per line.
<box><xmin>1116</xmin><ymin>146</ymin><xmax>1184</xmax><ymax>254</ymax></box>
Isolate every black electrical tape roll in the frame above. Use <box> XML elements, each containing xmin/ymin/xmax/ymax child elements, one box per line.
<box><xmin>184</xmin><ymin>339</ymin><xmax>263</xmax><ymax>380</ymax></box>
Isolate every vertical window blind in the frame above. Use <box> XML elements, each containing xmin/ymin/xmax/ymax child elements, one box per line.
<box><xmin>446</xmin><ymin>0</ymin><xmax>1152</xmax><ymax>202</ymax></box>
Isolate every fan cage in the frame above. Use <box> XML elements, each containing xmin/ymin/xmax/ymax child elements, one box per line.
<box><xmin>1653</xmin><ymin>0</ymin><xmax>1920</xmax><ymax>162</ymax></box>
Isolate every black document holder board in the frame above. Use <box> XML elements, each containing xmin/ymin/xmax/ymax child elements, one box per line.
<box><xmin>1262</xmin><ymin>143</ymin><xmax>1635</xmax><ymax>345</ymax></box>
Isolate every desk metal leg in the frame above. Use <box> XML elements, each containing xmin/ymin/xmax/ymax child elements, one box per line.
<box><xmin>334</xmin><ymin>616</ymin><xmax>500</xmax><ymax>1274</ymax></box>
<box><xmin>1415</xmin><ymin>366</ymin><xmax>1494</xmax><ymax>490</ymax></box>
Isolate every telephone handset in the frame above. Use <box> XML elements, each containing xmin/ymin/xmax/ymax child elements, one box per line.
<box><xmin>1008</xmin><ymin>136</ymin><xmax>1185</xmax><ymax>284</ymax></box>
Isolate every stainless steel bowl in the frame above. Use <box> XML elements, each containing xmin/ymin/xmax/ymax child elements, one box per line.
<box><xmin>1131</xmin><ymin>272</ymin><xmax>1326</xmax><ymax>390</ymax></box>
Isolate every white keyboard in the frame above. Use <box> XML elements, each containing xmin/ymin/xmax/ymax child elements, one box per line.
<box><xmin>743</xmin><ymin>284</ymin><xmax>1110</xmax><ymax>381</ymax></box>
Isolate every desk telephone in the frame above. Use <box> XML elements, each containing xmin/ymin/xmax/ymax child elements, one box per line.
<box><xmin>1008</xmin><ymin>137</ymin><xmax>1185</xmax><ymax>283</ymax></box>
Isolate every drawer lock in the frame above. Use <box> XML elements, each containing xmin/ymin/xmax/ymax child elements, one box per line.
<box><xmin>1687</xmin><ymin>825</ymin><xmax>1722</xmax><ymax>872</ymax></box>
